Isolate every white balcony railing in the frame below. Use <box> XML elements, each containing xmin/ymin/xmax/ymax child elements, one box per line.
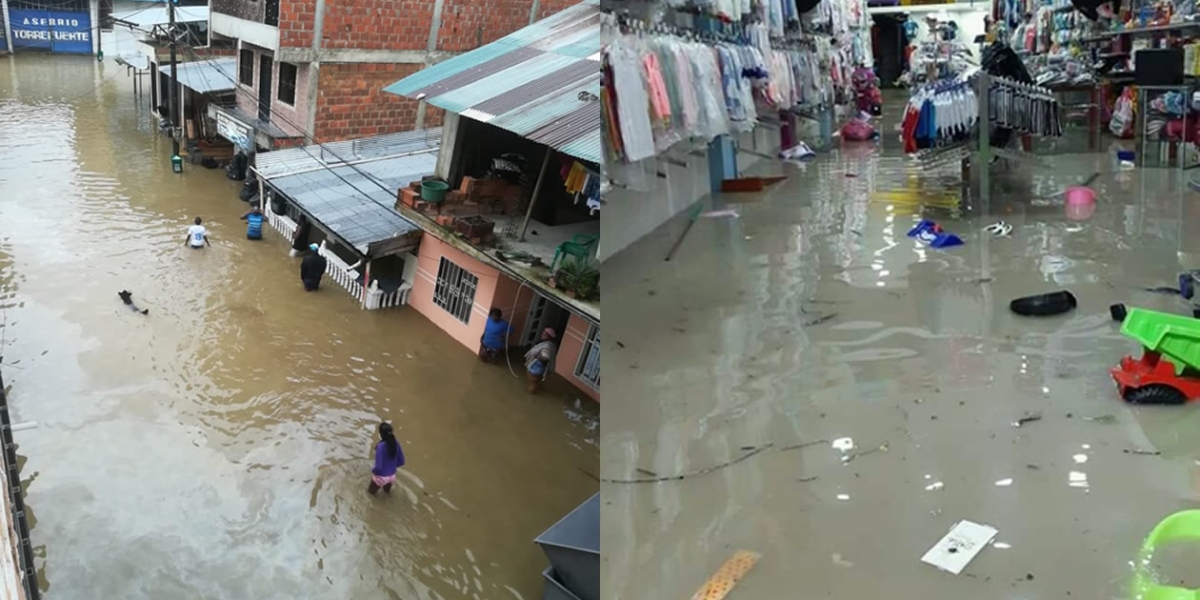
<box><xmin>264</xmin><ymin>200</ymin><xmax>410</xmax><ymax>310</ymax></box>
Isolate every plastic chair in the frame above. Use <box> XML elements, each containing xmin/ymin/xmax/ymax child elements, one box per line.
<box><xmin>550</xmin><ymin>234</ymin><xmax>598</xmax><ymax>272</ymax></box>
<box><xmin>1132</xmin><ymin>510</ymin><xmax>1200</xmax><ymax>600</ymax></box>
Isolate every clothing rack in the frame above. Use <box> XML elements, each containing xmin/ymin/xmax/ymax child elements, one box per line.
<box><xmin>911</xmin><ymin>72</ymin><xmax>1054</xmax><ymax>203</ymax></box>
<box><xmin>969</xmin><ymin>72</ymin><xmax>1054</xmax><ymax>204</ymax></box>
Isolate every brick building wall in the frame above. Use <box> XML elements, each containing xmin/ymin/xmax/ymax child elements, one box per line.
<box><xmin>210</xmin><ymin>0</ymin><xmax>263</xmax><ymax>22</ymax></box>
<box><xmin>279</xmin><ymin>0</ymin><xmax>316</xmax><ymax>48</ymax></box>
<box><xmin>214</xmin><ymin>0</ymin><xmax>573</xmax><ymax>143</ymax></box>
<box><xmin>314</xmin><ymin>63</ymin><xmax>444</xmax><ymax>142</ymax></box>
<box><xmin>436</xmin><ymin>0</ymin><xmax>533</xmax><ymax>52</ymax></box>
<box><xmin>320</xmin><ymin>0</ymin><xmax>434</xmax><ymax>50</ymax></box>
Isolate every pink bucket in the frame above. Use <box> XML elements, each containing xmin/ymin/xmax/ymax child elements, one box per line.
<box><xmin>1064</xmin><ymin>186</ymin><xmax>1096</xmax><ymax>206</ymax></box>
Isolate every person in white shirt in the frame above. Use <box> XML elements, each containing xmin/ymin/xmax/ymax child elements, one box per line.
<box><xmin>185</xmin><ymin>217</ymin><xmax>210</xmax><ymax>249</ymax></box>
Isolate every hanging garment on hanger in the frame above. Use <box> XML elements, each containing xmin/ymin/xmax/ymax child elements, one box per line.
<box><xmin>608</xmin><ymin>38</ymin><xmax>657</xmax><ymax>162</ymax></box>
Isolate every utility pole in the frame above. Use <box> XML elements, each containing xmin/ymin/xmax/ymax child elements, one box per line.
<box><xmin>168</xmin><ymin>0</ymin><xmax>182</xmax><ymax>172</ymax></box>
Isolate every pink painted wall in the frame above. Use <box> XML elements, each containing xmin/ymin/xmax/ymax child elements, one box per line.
<box><xmin>408</xmin><ymin>234</ymin><xmax>600</xmax><ymax>401</ymax></box>
<box><xmin>409</xmin><ymin>235</ymin><xmax>502</xmax><ymax>352</ymax></box>
<box><xmin>556</xmin><ymin>313</ymin><xmax>599</xmax><ymax>402</ymax></box>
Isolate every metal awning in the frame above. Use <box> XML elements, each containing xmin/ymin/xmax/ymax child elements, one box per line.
<box><xmin>383</xmin><ymin>0</ymin><xmax>600</xmax><ymax>164</ymax></box>
<box><xmin>254</xmin><ymin>130</ymin><xmax>442</xmax><ymax>257</ymax></box>
<box><xmin>167</xmin><ymin>57</ymin><xmax>236</xmax><ymax>93</ymax></box>
<box><xmin>111</xmin><ymin>6</ymin><xmax>209</xmax><ymax>28</ymax></box>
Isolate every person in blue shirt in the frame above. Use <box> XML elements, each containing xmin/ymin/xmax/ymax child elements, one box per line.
<box><xmin>479</xmin><ymin>308</ymin><xmax>512</xmax><ymax>364</ymax></box>
<box><xmin>240</xmin><ymin>203</ymin><xmax>264</xmax><ymax>240</ymax></box>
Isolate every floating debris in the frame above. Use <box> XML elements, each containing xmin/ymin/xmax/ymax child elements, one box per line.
<box><xmin>921</xmin><ymin>520</ymin><xmax>999</xmax><ymax>575</ymax></box>
<box><xmin>1144</xmin><ymin>286</ymin><xmax>1182</xmax><ymax>295</ymax></box>
<box><xmin>1012</xmin><ymin>412</ymin><xmax>1043</xmax><ymax>427</ymax></box>
<box><xmin>1124</xmin><ymin>448</ymin><xmax>1162</xmax><ymax>456</ymax></box>
<box><xmin>842</xmin><ymin>442</ymin><xmax>889</xmax><ymax>465</ymax></box>
<box><xmin>803</xmin><ymin>313</ymin><xmax>839</xmax><ymax>327</ymax></box>
<box><xmin>690</xmin><ymin>550</ymin><xmax>761</xmax><ymax>600</ymax></box>
<box><xmin>1082</xmin><ymin>414</ymin><xmax>1118</xmax><ymax>424</ymax></box>
<box><xmin>798</xmin><ymin>476</ymin><xmax>819</xmax><ymax>483</ymax></box>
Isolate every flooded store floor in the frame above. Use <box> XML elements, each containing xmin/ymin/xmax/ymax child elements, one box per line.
<box><xmin>601</xmin><ymin>124</ymin><xmax>1200</xmax><ymax>597</ymax></box>
<box><xmin>0</xmin><ymin>55</ymin><xmax>598</xmax><ymax>599</ymax></box>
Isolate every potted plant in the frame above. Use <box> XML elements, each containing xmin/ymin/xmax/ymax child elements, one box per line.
<box><xmin>574</xmin><ymin>276</ymin><xmax>598</xmax><ymax>301</ymax></box>
<box><xmin>557</xmin><ymin>257</ymin><xmax>598</xmax><ymax>300</ymax></box>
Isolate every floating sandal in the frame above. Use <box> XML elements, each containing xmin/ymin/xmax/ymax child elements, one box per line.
<box><xmin>984</xmin><ymin>221</ymin><xmax>1013</xmax><ymax>236</ymax></box>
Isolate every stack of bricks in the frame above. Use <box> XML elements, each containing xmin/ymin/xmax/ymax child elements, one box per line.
<box><xmin>458</xmin><ymin>176</ymin><xmax>523</xmax><ymax>214</ymax></box>
<box><xmin>396</xmin><ymin>181</ymin><xmax>441</xmax><ymax>213</ymax></box>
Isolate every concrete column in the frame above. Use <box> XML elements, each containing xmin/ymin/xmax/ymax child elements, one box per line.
<box><xmin>304</xmin><ymin>0</ymin><xmax>326</xmax><ymax>140</ymax></box>
<box><xmin>417</xmin><ymin>0</ymin><xmax>446</xmax><ymax>127</ymax></box>
<box><xmin>1</xmin><ymin>0</ymin><xmax>13</xmax><ymax>54</ymax></box>
<box><xmin>434</xmin><ymin>112</ymin><xmax>460</xmax><ymax>180</ymax></box>
<box><xmin>707</xmin><ymin>134</ymin><xmax>736</xmax><ymax>194</ymax></box>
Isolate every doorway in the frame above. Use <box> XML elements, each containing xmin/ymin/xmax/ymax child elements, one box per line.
<box><xmin>521</xmin><ymin>294</ymin><xmax>571</xmax><ymax>348</ymax></box>
<box><xmin>257</xmin><ymin>55</ymin><xmax>273</xmax><ymax>123</ymax></box>
<box><xmin>873</xmin><ymin>14</ymin><xmax>909</xmax><ymax>88</ymax></box>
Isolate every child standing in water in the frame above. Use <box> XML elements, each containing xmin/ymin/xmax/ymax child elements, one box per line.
<box><xmin>369</xmin><ymin>422</ymin><xmax>405</xmax><ymax>494</ymax></box>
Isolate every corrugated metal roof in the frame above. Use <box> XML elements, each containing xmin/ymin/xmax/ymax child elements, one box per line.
<box><xmin>115</xmin><ymin>53</ymin><xmax>150</xmax><ymax>71</ymax></box>
<box><xmin>168</xmin><ymin>57</ymin><xmax>236</xmax><ymax>93</ymax></box>
<box><xmin>111</xmin><ymin>5</ymin><xmax>209</xmax><ymax>27</ymax></box>
<box><xmin>255</xmin><ymin>127</ymin><xmax>442</xmax><ymax>178</ymax></box>
<box><xmin>255</xmin><ymin>130</ymin><xmax>442</xmax><ymax>255</ymax></box>
<box><xmin>383</xmin><ymin>0</ymin><xmax>600</xmax><ymax>164</ymax></box>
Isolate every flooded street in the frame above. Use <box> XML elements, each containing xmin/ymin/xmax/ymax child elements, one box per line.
<box><xmin>600</xmin><ymin>121</ymin><xmax>1200</xmax><ymax>597</ymax></box>
<box><xmin>0</xmin><ymin>54</ymin><xmax>598</xmax><ymax>600</ymax></box>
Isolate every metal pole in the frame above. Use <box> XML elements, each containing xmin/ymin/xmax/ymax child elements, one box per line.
<box><xmin>977</xmin><ymin>72</ymin><xmax>990</xmax><ymax>208</ymax></box>
<box><xmin>0</xmin><ymin>0</ymin><xmax>13</xmax><ymax>55</ymax></box>
<box><xmin>168</xmin><ymin>0</ymin><xmax>180</xmax><ymax>158</ymax></box>
<box><xmin>519</xmin><ymin>148</ymin><xmax>553</xmax><ymax>242</ymax></box>
<box><xmin>93</xmin><ymin>0</ymin><xmax>102</xmax><ymax>60</ymax></box>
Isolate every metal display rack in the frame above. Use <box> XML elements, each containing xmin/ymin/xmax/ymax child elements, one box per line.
<box><xmin>918</xmin><ymin>72</ymin><xmax>1056</xmax><ymax>205</ymax></box>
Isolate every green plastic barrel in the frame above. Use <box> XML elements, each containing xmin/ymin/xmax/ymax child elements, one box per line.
<box><xmin>420</xmin><ymin>180</ymin><xmax>450</xmax><ymax>203</ymax></box>
<box><xmin>1120</xmin><ymin>308</ymin><xmax>1200</xmax><ymax>374</ymax></box>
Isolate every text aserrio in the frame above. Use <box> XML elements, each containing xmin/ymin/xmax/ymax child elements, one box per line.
<box><xmin>8</xmin><ymin>10</ymin><xmax>92</xmax><ymax>55</ymax></box>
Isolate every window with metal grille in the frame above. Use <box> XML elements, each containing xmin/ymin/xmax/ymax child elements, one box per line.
<box><xmin>239</xmin><ymin>49</ymin><xmax>254</xmax><ymax>86</ymax></box>
<box><xmin>575</xmin><ymin>324</ymin><xmax>600</xmax><ymax>390</ymax></box>
<box><xmin>278</xmin><ymin>62</ymin><xmax>297</xmax><ymax>105</ymax></box>
<box><xmin>433</xmin><ymin>257</ymin><xmax>478</xmax><ymax>324</ymax></box>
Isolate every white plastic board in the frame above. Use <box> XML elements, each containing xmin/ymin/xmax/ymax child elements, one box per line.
<box><xmin>920</xmin><ymin>520</ymin><xmax>999</xmax><ymax>575</ymax></box>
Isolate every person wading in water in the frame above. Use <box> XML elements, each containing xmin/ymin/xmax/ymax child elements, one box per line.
<box><xmin>291</xmin><ymin>215</ymin><xmax>312</xmax><ymax>257</ymax></box>
<box><xmin>479</xmin><ymin>308</ymin><xmax>512</xmax><ymax>364</ymax></box>
<box><xmin>185</xmin><ymin>216</ymin><xmax>211</xmax><ymax>249</ymax></box>
<box><xmin>300</xmin><ymin>243</ymin><xmax>326</xmax><ymax>291</ymax></box>
<box><xmin>240</xmin><ymin>203</ymin><xmax>264</xmax><ymax>240</ymax></box>
<box><xmin>524</xmin><ymin>328</ymin><xmax>558</xmax><ymax>393</ymax></box>
<box><xmin>369</xmin><ymin>422</ymin><xmax>405</xmax><ymax>494</ymax></box>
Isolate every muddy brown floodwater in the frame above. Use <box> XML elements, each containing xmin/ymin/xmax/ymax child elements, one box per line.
<box><xmin>601</xmin><ymin>123</ymin><xmax>1200</xmax><ymax>598</ymax></box>
<box><xmin>0</xmin><ymin>55</ymin><xmax>598</xmax><ymax>599</ymax></box>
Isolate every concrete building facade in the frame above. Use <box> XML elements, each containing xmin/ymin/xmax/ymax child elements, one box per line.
<box><xmin>208</xmin><ymin>0</ymin><xmax>579</xmax><ymax>145</ymax></box>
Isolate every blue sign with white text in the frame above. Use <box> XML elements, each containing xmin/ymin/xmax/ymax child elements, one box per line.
<box><xmin>8</xmin><ymin>10</ymin><xmax>92</xmax><ymax>55</ymax></box>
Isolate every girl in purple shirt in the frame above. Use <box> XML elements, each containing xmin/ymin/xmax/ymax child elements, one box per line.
<box><xmin>369</xmin><ymin>422</ymin><xmax>406</xmax><ymax>494</ymax></box>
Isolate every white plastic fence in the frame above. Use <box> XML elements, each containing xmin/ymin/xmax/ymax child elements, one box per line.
<box><xmin>264</xmin><ymin>200</ymin><xmax>410</xmax><ymax>310</ymax></box>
